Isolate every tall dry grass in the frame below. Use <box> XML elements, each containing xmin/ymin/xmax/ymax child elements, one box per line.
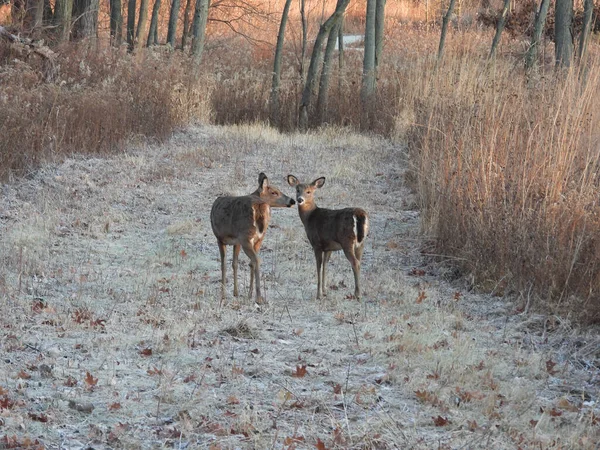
<box><xmin>403</xmin><ymin>51</ymin><xmax>600</xmax><ymax>321</ymax></box>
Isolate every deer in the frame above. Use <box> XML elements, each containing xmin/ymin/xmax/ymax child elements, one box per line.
<box><xmin>210</xmin><ymin>173</ymin><xmax>295</xmax><ymax>305</ymax></box>
<box><xmin>287</xmin><ymin>175</ymin><xmax>369</xmax><ymax>300</ymax></box>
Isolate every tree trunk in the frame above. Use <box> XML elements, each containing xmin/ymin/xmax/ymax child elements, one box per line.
<box><xmin>110</xmin><ymin>0</ymin><xmax>123</xmax><ymax>45</ymax></box>
<box><xmin>43</xmin><ymin>0</ymin><xmax>53</xmax><ymax>24</ymax></box>
<box><xmin>167</xmin><ymin>0</ymin><xmax>181</xmax><ymax>47</ymax></box>
<box><xmin>299</xmin><ymin>0</ymin><xmax>307</xmax><ymax>83</ymax></box>
<box><xmin>181</xmin><ymin>0</ymin><xmax>194</xmax><ymax>49</ymax></box>
<box><xmin>135</xmin><ymin>0</ymin><xmax>149</xmax><ymax>47</ymax></box>
<box><xmin>299</xmin><ymin>0</ymin><xmax>350</xmax><ymax>130</ymax></box>
<box><xmin>338</xmin><ymin>16</ymin><xmax>344</xmax><ymax>92</ymax></box>
<box><xmin>555</xmin><ymin>0</ymin><xmax>574</xmax><ymax>68</ymax></box>
<box><xmin>361</xmin><ymin>0</ymin><xmax>376</xmax><ymax>107</ymax></box>
<box><xmin>489</xmin><ymin>0</ymin><xmax>510</xmax><ymax>59</ymax></box>
<box><xmin>72</xmin><ymin>0</ymin><xmax>99</xmax><ymax>40</ymax></box>
<box><xmin>147</xmin><ymin>0</ymin><xmax>161</xmax><ymax>46</ymax></box>
<box><xmin>190</xmin><ymin>0</ymin><xmax>209</xmax><ymax>62</ymax></box>
<box><xmin>374</xmin><ymin>0</ymin><xmax>386</xmax><ymax>71</ymax></box>
<box><xmin>269</xmin><ymin>0</ymin><xmax>293</xmax><ymax>127</ymax></box>
<box><xmin>317</xmin><ymin>20</ymin><xmax>341</xmax><ymax>123</ymax></box>
<box><xmin>578</xmin><ymin>0</ymin><xmax>594</xmax><ymax>64</ymax></box>
<box><xmin>53</xmin><ymin>0</ymin><xmax>73</xmax><ymax>42</ymax></box>
<box><xmin>24</xmin><ymin>0</ymin><xmax>44</xmax><ymax>37</ymax></box>
<box><xmin>127</xmin><ymin>0</ymin><xmax>136</xmax><ymax>49</ymax></box>
<box><xmin>525</xmin><ymin>0</ymin><xmax>550</xmax><ymax>71</ymax></box>
<box><xmin>437</xmin><ymin>0</ymin><xmax>457</xmax><ymax>64</ymax></box>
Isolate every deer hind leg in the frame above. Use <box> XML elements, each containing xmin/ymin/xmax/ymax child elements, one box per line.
<box><xmin>232</xmin><ymin>244</ymin><xmax>241</xmax><ymax>297</ymax></box>
<box><xmin>242</xmin><ymin>243</ymin><xmax>263</xmax><ymax>304</ymax></box>
<box><xmin>313</xmin><ymin>249</ymin><xmax>324</xmax><ymax>299</ymax></box>
<box><xmin>343</xmin><ymin>246</ymin><xmax>361</xmax><ymax>299</ymax></box>
<box><xmin>322</xmin><ymin>251</ymin><xmax>332</xmax><ymax>297</ymax></box>
<box><xmin>218</xmin><ymin>241</ymin><xmax>227</xmax><ymax>299</ymax></box>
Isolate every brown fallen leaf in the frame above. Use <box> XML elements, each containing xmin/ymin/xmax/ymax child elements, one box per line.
<box><xmin>292</xmin><ymin>364</ymin><xmax>308</xmax><ymax>378</ymax></box>
<box><xmin>108</xmin><ymin>402</ymin><xmax>122</xmax><ymax>411</ymax></box>
<box><xmin>432</xmin><ymin>415</ymin><xmax>450</xmax><ymax>426</ymax></box>
<box><xmin>85</xmin><ymin>371</ymin><xmax>98</xmax><ymax>386</ymax></box>
<box><xmin>28</xmin><ymin>412</ymin><xmax>49</xmax><ymax>422</ymax></box>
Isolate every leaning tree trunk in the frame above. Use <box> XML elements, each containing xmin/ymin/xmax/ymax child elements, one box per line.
<box><xmin>72</xmin><ymin>0</ymin><xmax>99</xmax><ymax>40</ymax></box>
<box><xmin>437</xmin><ymin>0</ymin><xmax>457</xmax><ymax>64</ymax></box>
<box><xmin>181</xmin><ymin>0</ymin><xmax>194</xmax><ymax>49</ymax></box>
<box><xmin>135</xmin><ymin>0</ymin><xmax>150</xmax><ymax>48</ymax></box>
<box><xmin>190</xmin><ymin>0</ymin><xmax>209</xmax><ymax>63</ymax></box>
<box><xmin>127</xmin><ymin>0</ymin><xmax>136</xmax><ymax>48</ymax></box>
<box><xmin>374</xmin><ymin>0</ymin><xmax>386</xmax><ymax>71</ymax></box>
<box><xmin>298</xmin><ymin>0</ymin><xmax>350</xmax><ymax>130</ymax></box>
<box><xmin>361</xmin><ymin>0</ymin><xmax>376</xmax><ymax>108</ymax></box>
<box><xmin>299</xmin><ymin>0</ymin><xmax>307</xmax><ymax>83</ymax></box>
<box><xmin>167</xmin><ymin>0</ymin><xmax>181</xmax><ymax>47</ymax></box>
<box><xmin>555</xmin><ymin>0</ymin><xmax>574</xmax><ymax>68</ymax></box>
<box><xmin>578</xmin><ymin>0</ymin><xmax>594</xmax><ymax>64</ymax></box>
<box><xmin>489</xmin><ymin>0</ymin><xmax>510</xmax><ymax>59</ymax></box>
<box><xmin>269</xmin><ymin>0</ymin><xmax>293</xmax><ymax>127</ymax></box>
<box><xmin>110</xmin><ymin>0</ymin><xmax>123</xmax><ymax>45</ymax></box>
<box><xmin>147</xmin><ymin>0</ymin><xmax>161</xmax><ymax>46</ymax></box>
<box><xmin>317</xmin><ymin>20</ymin><xmax>341</xmax><ymax>123</ymax></box>
<box><xmin>53</xmin><ymin>0</ymin><xmax>73</xmax><ymax>42</ymax></box>
<box><xmin>525</xmin><ymin>0</ymin><xmax>550</xmax><ymax>71</ymax></box>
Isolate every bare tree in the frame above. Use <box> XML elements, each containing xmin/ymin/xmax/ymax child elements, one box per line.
<box><xmin>555</xmin><ymin>0</ymin><xmax>574</xmax><ymax>68</ymax></box>
<box><xmin>110</xmin><ymin>0</ymin><xmax>123</xmax><ymax>45</ymax></box>
<box><xmin>269</xmin><ymin>0</ymin><xmax>293</xmax><ymax>126</ymax></box>
<box><xmin>437</xmin><ymin>0</ymin><xmax>457</xmax><ymax>64</ymax></box>
<box><xmin>72</xmin><ymin>0</ymin><xmax>99</xmax><ymax>40</ymax></box>
<box><xmin>127</xmin><ymin>0</ymin><xmax>136</xmax><ymax>48</ymax></box>
<box><xmin>182</xmin><ymin>0</ymin><xmax>194</xmax><ymax>49</ymax></box>
<box><xmin>299</xmin><ymin>0</ymin><xmax>350</xmax><ymax>130</ymax></box>
<box><xmin>338</xmin><ymin>15</ymin><xmax>344</xmax><ymax>92</ymax></box>
<box><xmin>167</xmin><ymin>0</ymin><xmax>181</xmax><ymax>47</ymax></box>
<box><xmin>53</xmin><ymin>0</ymin><xmax>73</xmax><ymax>42</ymax></box>
<box><xmin>374</xmin><ymin>0</ymin><xmax>386</xmax><ymax>70</ymax></box>
<box><xmin>299</xmin><ymin>0</ymin><xmax>307</xmax><ymax>82</ymax></box>
<box><xmin>135</xmin><ymin>0</ymin><xmax>150</xmax><ymax>48</ymax></box>
<box><xmin>316</xmin><ymin>20</ymin><xmax>341</xmax><ymax>122</ymax></box>
<box><xmin>24</xmin><ymin>0</ymin><xmax>44</xmax><ymax>38</ymax></box>
<box><xmin>362</xmin><ymin>0</ymin><xmax>376</xmax><ymax>108</ymax></box>
<box><xmin>191</xmin><ymin>0</ymin><xmax>209</xmax><ymax>62</ymax></box>
<box><xmin>489</xmin><ymin>0</ymin><xmax>510</xmax><ymax>59</ymax></box>
<box><xmin>525</xmin><ymin>0</ymin><xmax>550</xmax><ymax>71</ymax></box>
<box><xmin>578</xmin><ymin>0</ymin><xmax>594</xmax><ymax>64</ymax></box>
<box><xmin>147</xmin><ymin>0</ymin><xmax>161</xmax><ymax>46</ymax></box>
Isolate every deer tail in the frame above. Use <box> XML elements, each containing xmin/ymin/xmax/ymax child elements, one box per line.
<box><xmin>355</xmin><ymin>211</ymin><xmax>369</xmax><ymax>244</ymax></box>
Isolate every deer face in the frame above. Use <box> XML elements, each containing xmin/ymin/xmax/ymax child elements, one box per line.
<box><xmin>259</xmin><ymin>173</ymin><xmax>296</xmax><ymax>208</ymax></box>
<box><xmin>287</xmin><ymin>175</ymin><xmax>325</xmax><ymax>207</ymax></box>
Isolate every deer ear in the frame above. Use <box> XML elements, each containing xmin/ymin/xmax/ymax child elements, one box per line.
<box><xmin>287</xmin><ymin>175</ymin><xmax>299</xmax><ymax>187</ymax></box>
<box><xmin>258</xmin><ymin>173</ymin><xmax>269</xmax><ymax>190</ymax></box>
<box><xmin>313</xmin><ymin>177</ymin><xmax>326</xmax><ymax>188</ymax></box>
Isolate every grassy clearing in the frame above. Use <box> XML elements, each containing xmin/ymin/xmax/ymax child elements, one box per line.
<box><xmin>0</xmin><ymin>124</ymin><xmax>598</xmax><ymax>448</ymax></box>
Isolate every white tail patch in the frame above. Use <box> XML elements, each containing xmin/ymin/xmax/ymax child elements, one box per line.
<box><xmin>353</xmin><ymin>215</ymin><xmax>358</xmax><ymax>240</ymax></box>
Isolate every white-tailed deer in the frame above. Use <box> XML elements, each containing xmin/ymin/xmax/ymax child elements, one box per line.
<box><xmin>211</xmin><ymin>173</ymin><xmax>295</xmax><ymax>304</ymax></box>
<box><xmin>287</xmin><ymin>175</ymin><xmax>369</xmax><ymax>299</ymax></box>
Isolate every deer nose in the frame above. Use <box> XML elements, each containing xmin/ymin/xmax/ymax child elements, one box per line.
<box><xmin>289</xmin><ymin>199</ymin><xmax>296</xmax><ymax>206</ymax></box>
<box><xmin>297</xmin><ymin>197</ymin><xmax>305</xmax><ymax>204</ymax></box>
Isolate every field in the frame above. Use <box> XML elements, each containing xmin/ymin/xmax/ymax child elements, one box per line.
<box><xmin>0</xmin><ymin>124</ymin><xmax>599</xmax><ymax>448</ymax></box>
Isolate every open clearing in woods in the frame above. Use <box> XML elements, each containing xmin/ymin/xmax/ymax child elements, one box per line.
<box><xmin>0</xmin><ymin>124</ymin><xmax>599</xmax><ymax>449</ymax></box>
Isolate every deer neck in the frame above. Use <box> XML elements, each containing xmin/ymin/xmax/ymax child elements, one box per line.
<box><xmin>298</xmin><ymin>201</ymin><xmax>317</xmax><ymax>225</ymax></box>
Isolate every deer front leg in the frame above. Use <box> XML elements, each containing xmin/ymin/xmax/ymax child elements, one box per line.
<box><xmin>314</xmin><ymin>249</ymin><xmax>324</xmax><ymax>299</ymax></box>
<box><xmin>232</xmin><ymin>244</ymin><xmax>241</xmax><ymax>297</ymax></box>
<box><xmin>243</xmin><ymin>244</ymin><xmax>264</xmax><ymax>304</ymax></box>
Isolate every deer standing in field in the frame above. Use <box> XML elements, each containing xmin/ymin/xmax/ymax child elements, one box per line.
<box><xmin>211</xmin><ymin>173</ymin><xmax>295</xmax><ymax>304</ymax></box>
<box><xmin>287</xmin><ymin>175</ymin><xmax>369</xmax><ymax>299</ymax></box>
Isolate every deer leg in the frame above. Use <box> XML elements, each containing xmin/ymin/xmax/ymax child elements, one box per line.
<box><xmin>232</xmin><ymin>244</ymin><xmax>241</xmax><ymax>297</ymax></box>
<box><xmin>314</xmin><ymin>249</ymin><xmax>324</xmax><ymax>299</ymax></box>
<box><xmin>242</xmin><ymin>243</ymin><xmax>263</xmax><ymax>304</ymax></box>
<box><xmin>355</xmin><ymin>242</ymin><xmax>364</xmax><ymax>262</ymax></box>
<box><xmin>343</xmin><ymin>247</ymin><xmax>361</xmax><ymax>299</ymax></box>
<box><xmin>218</xmin><ymin>241</ymin><xmax>227</xmax><ymax>299</ymax></box>
<box><xmin>322</xmin><ymin>251</ymin><xmax>332</xmax><ymax>297</ymax></box>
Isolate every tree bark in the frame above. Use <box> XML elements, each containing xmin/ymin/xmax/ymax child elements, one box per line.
<box><xmin>190</xmin><ymin>0</ymin><xmax>209</xmax><ymax>63</ymax></box>
<box><xmin>361</xmin><ymin>0</ymin><xmax>376</xmax><ymax>107</ymax></box>
<box><xmin>555</xmin><ymin>0</ymin><xmax>574</xmax><ymax>68</ymax></box>
<box><xmin>299</xmin><ymin>0</ymin><xmax>350</xmax><ymax>130</ymax></box>
<box><xmin>317</xmin><ymin>20</ymin><xmax>341</xmax><ymax>123</ymax></box>
<box><xmin>338</xmin><ymin>16</ymin><xmax>344</xmax><ymax>92</ymax></box>
<box><xmin>269</xmin><ymin>0</ymin><xmax>293</xmax><ymax>127</ymax></box>
<box><xmin>135</xmin><ymin>0</ymin><xmax>149</xmax><ymax>48</ymax></box>
<box><xmin>127</xmin><ymin>0</ymin><xmax>136</xmax><ymax>49</ymax></box>
<box><xmin>578</xmin><ymin>0</ymin><xmax>594</xmax><ymax>64</ymax></box>
<box><xmin>72</xmin><ymin>0</ymin><xmax>99</xmax><ymax>40</ymax></box>
<box><xmin>24</xmin><ymin>0</ymin><xmax>44</xmax><ymax>37</ymax></box>
<box><xmin>147</xmin><ymin>0</ymin><xmax>161</xmax><ymax>46</ymax></box>
<box><xmin>181</xmin><ymin>0</ymin><xmax>194</xmax><ymax>49</ymax></box>
<box><xmin>167</xmin><ymin>0</ymin><xmax>181</xmax><ymax>47</ymax></box>
<box><xmin>489</xmin><ymin>0</ymin><xmax>510</xmax><ymax>59</ymax></box>
<box><xmin>53</xmin><ymin>0</ymin><xmax>73</xmax><ymax>42</ymax></box>
<box><xmin>299</xmin><ymin>0</ymin><xmax>307</xmax><ymax>83</ymax></box>
<box><xmin>437</xmin><ymin>0</ymin><xmax>457</xmax><ymax>64</ymax></box>
<box><xmin>110</xmin><ymin>0</ymin><xmax>123</xmax><ymax>45</ymax></box>
<box><xmin>525</xmin><ymin>0</ymin><xmax>550</xmax><ymax>71</ymax></box>
<box><xmin>374</xmin><ymin>0</ymin><xmax>386</xmax><ymax>71</ymax></box>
